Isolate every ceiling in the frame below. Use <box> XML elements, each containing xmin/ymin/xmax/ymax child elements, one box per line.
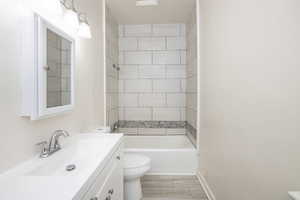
<box><xmin>106</xmin><ymin>0</ymin><xmax>196</xmax><ymax>24</ymax></box>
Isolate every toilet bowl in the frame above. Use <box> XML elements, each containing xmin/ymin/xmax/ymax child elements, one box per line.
<box><xmin>124</xmin><ymin>153</ymin><xmax>151</xmax><ymax>200</ymax></box>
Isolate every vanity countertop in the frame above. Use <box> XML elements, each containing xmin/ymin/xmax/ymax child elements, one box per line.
<box><xmin>0</xmin><ymin>133</ymin><xmax>123</xmax><ymax>200</ymax></box>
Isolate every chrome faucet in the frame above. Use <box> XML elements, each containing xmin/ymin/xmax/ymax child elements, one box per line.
<box><xmin>36</xmin><ymin>130</ymin><xmax>70</xmax><ymax>158</ymax></box>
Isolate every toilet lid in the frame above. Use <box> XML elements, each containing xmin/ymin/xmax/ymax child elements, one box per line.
<box><xmin>124</xmin><ymin>154</ymin><xmax>151</xmax><ymax>169</ymax></box>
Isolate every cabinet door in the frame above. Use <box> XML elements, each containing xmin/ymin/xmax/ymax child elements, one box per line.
<box><xmin>96</xmin><ymin>153</ymin><xmax>123</xmax><ymax>200</ymax></box>
<box><xmin>109</xmin><ymin>153</ymin><xmax>123</xmax><ymax>200</ymax></box>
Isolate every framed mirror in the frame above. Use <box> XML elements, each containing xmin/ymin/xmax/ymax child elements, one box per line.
<box><xmin>37</xmin><ymin>15</ymin><xmax>75</xmax><ymax>118</ymax></box>
<box><xmin>21</xmin><ymin>14</ymin><xmax>75</xmax><ymax>120</ymax></box>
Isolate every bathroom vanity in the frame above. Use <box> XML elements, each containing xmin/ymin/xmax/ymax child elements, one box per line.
<box><xmin>0</xmin><ymin>134</ymin><xmax>123</xmax><ymax>200</ymax></box>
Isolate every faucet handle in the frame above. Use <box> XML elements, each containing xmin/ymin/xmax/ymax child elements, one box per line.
<box><xmin>36</xmin><ymin>141</ymin><xmax>48</xmax><ymax>147</ymax></box>
<box><xmin>36</xmin><ymin>141</ymin><xmax>49</xmax><ymax>158</ymax></box>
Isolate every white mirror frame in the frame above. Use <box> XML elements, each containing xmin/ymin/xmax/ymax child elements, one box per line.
<box><xmin>21</xmin><ymin>14</ymin><xmax>75</xmax><ymax>120</ymax></box>
<box><xmin>36</xmin><ymin>15</ymin><xmax>75</xmax><ymax>118</ymax></box>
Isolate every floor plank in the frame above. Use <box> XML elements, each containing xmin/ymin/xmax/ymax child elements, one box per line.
<box><xmin>141</xmin><ymin>175</ymin><xmax>208</xmax><ymax>200</ymax></box>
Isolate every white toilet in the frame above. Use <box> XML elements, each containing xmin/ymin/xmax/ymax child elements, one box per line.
<box><xmin>124</xmin><ymin>153</ymin><xmax>151</xmax><ymax>200</ymax></box>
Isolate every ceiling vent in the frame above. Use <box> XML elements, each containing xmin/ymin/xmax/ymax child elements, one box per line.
<box><xmin>136</xmin><ymin>0</ymin><xmax>159</xmax><ymax>6</ymax></box>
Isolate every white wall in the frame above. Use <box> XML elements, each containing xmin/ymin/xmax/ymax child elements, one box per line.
<box><xmin>0</xmin><ymin>0</ymin><xmax>104</xmax><ymax>172</ymax></box>
<box><xmin>118</xmin><ymin>24</ymin><xmax>186</xmax><ymax>135</ymax></box>
<box><xmin>199</xmin><ymin>0</ymin><xmax>300</xmax><ymax>199</ymax></box>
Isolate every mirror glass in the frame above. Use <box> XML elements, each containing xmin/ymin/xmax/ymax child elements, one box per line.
<box><xmin>46</xmin><ymin>29</ymin><xmax>72</xmax><ymax>108</ymax></box>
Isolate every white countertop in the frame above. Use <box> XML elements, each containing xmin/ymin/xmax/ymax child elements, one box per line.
<box><xmin>0</xmin><ymin>133</ymin><xmax>123</xmax><ymax>200</ymax></box>
<box><xmin>289</xmin><ymin>192</ymin><xmax>300</xmax><ymax>200</ymax></box>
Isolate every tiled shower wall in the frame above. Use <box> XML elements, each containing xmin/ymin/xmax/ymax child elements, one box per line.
<box><xmin>186</xmin><ymin>10</ymin><xmax>198</xmax><ymax>144</ymax></box>
<box><xmin>118</xmin><ymin>24</ymin><xmax>187</xmax><ymax>135</ymax></box>
<box><xmin>105</xmin><ymin>6</ymin><xmax>119</xmax><ymax>128</ymax></box>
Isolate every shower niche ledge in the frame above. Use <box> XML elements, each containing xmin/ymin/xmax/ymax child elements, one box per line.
<box><xmin>20</xmin><ymin>13</ymin><xmax>75</xmax><ymax>120</ymax></box>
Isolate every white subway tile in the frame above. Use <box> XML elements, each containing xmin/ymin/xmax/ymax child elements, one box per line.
<box><xmin>166</xmin><ymin>128</ymin><xmax>186</xmax><ymax>135</ymax></box>
<box><xmin>181</xmin><ymin>108</ymin><xmax>186</xmax><ymax>121</ymax></box>
<box><xmin>153</xmin><ymin>24</ymin><xmax>180</xmax><ymax>36</ymax></box>
<box><xmin>166</xmin><ymin>93</ymin><xmax>186</xmax><ymax>107</ymax></box>
<box><xmin>124</xmin><ymin>80</ymin><xmax>152</xmax><ymax>92</ymax></box>
<box><xmin>118</xmin><ymin>23</ymin><xmax>189</xmax><ymax>123</ymax></box>
<box><xmin>179</xmin><ymin>24</ymin><xmax>186</xmax><ymax>36</ymax></box>
<box><xmin>166</xmin><ymin>65</ymin><xmax>186</xmax><ymax>78</ymax></box>
<box><xmin>139</xmin><ymin>65</ymin><xmax>165</xmax><ymax>79</ymax></box>
<box><xmin>119</xmin><ymin>80</ymin><xmax>124</xmax><ymax>92</ymax></box>
<box><xmin>119</xmin><ymin>37</ymin><xmax>138</xmax><ymax>51</ymax></box>
<box><xmin>119</xmin><ymin>65</ymin><xmax>139</xmax><ymax>79</ymax></box>
<box><xmin>109</xmin><ymin>108</ymin><xmax>118</xmax><ymax>126</ymax></box>
<box><xmin>180</xmin><ymin>50</ymin><xmax>187</xmax><ymax>64</ymax></box>
<box><xmin>107</xmin><ymin>76</ymin><xmax>118</xmax><ymax>93</ymax></box>
<box><xmin>125</xmin><ymin>24</ymin><xmax>152</xmax><ymax>37</ymax></box>
<box><xmin>187</xmin><ymin>108</ymin><xmax>197</xmax><ymax>128</ymax></box>
<box><xmin>110</xmin><ymin>93</ymin><xmax>119</xmax><ymax>108</ymax></box>
<box><xmin>153</xmin><ymin>108</ymin><xmax>181</xmax><ymax>121</ymax></box>
<box><xmin>106</xmin><ymin>94</ymin><xmax>111</xmax><ymax>110</ymax></box>
<box><xmin>187</xmin><ymin>93</ymin><xmax>197</xmax><ymax>109</ymax></box>
<box><xmin>181</xmin><ymin>79</ymin><xmax>186</xmax><ymax>92</ymax></box>
<box><xmin>186</xmin><ymin>58</ymin><xmax>197</xmax><ymax>77</ymax></box>
<box><xmin>167</xmin><ymin>37</ymin><xmax>186</xmax><ymax>50</ymax></box>
<box><xmin>119</xmin><ymin>93</ymin><xmax>138</xmax><ymax>107</ymax></box>
<box><xmin>119</xmin><ymin>108</ymin><xmax>124</xmax><ymax>120</ymax></box>
<box><xmin>138</xmin><ymin>37</ymin><xmax>166</xmax><ymax>50</ymax></box>
<box><xmin>124</xmin><ymin>108</ymin><xmax>152</xmax><ymax>120</ymax></box>
<box><xmin>153</xmin><ymin>51</ymin><xmax>181</xmax><ymax>64</ymax></box>
<box><xmin>186</xmin><ymin>76</ymin><xmax>197</xmax><ymax>92</ymax></box>
<box><xmin>138</xmin><ymin>128</ymin><xmax>166</xmax><ymax>135</ymax></box>
<box><xmin>119</xmin><ymin>25</ymin><xmax>124</xmax><ymax>37</ymax></box>
<box><xmin>118</xmin><ymin>128</ymin><xmax>138</xmax><ymax>135</ymax></box>
<box><xmin>139</xmin><ymin>93</ymin><xmax>166</xmax><ymax>107</ymax></box>
<box><xmin>124</xmin><ymin>51</ymin><xmax>152</xmax><ymax>64</ymax></box>
<box><xmin>119</xmin><ymin>52</ymin><xmax>124</xmax><ymax>64</ymax></box>
<box><xmin>106</xmin><ymin>59</ymin><xmax>115</xmax><ymax>78</ymax></box>
<box><xmin>153</xmin><ymin>79</ymin><xmax>181</xmax><ymax>92</ymax></box>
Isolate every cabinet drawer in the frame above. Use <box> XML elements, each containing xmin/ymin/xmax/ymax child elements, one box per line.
<box><xmin>82</xmin><ymin>146</ymin><xmax>123</xmax><ymax>200</ymax></box>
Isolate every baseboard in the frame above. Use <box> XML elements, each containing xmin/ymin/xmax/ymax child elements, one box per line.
<box><xmin>196</xmin><ymin>171</ymin><xmax>216</xmax><ymax>200</ymax></box>
<box><xmin>146</xmin><ymin>172</ymin><xmax>196</xmax><ymax>176</ymax></box>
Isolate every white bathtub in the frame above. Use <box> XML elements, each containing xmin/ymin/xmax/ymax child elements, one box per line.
<box><xmin>124</xmin><ymin>135</ymin><xmax>198</xmax><ymax>175</ymax></box>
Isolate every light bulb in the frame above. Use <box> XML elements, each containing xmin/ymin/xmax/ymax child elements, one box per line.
<box><xmin>64</xmin><ymin>9</ymin><xmax>79</xmax><ymax>28</ymax></box>
<box><xmin>52</xmin><ymin>0</ymin><xmax>63</xmax><ymax>16</ymax></box>
<box><xmin>78</xmin><ymin>21</ymin><xmax>92</xmax><ymax>39</ymax></box>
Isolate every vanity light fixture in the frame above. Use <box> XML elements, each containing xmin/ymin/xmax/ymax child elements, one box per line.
<box><xmin>52</xmin><ymin>0</ymin><xmax>63</xmax><ymax>16</ymax></box>
<box><xmin>60</xmin><ymin>0</ymin><xmax>92</xmax><ymax>38</ymax></box>
<box><xmin>136</xmin><ymin>0</ymin><xmax>159</xmax><ymax>6</ymax></box>
<box><xmin>61</xmin><ymin>0</ymin><xmax>79</xmax><ymax>28</ymax></box>
<box><xmin>78</xmin><ymin>13</ymin><xmax>92</xmax><ymax>39</ymax></box>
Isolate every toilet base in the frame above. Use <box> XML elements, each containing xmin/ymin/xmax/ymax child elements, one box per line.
<box><xmin>124</xmin><ymin>178</ymin><xmax>143</xmax><ymax>200</ymax></box>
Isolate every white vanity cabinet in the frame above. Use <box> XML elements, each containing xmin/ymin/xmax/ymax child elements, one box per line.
<box><xmin>83</xmin><ymin>146</ymin><xmax>123</xmax><ymax>200</ymax></box>
<box><xmin>0</xmin><ymin>134</ymin><xmax>124</xmax><ymax>200</ymax></box>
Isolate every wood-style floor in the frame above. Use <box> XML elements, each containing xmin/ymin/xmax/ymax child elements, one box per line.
<box><xmin>141</xmin><ymin>175</ymin><xmax>208</xmax><ymax>200</ymax></box>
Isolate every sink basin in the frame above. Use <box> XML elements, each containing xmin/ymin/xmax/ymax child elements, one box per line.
<box><xmin>5</xmin><ymin>134</ymin><xmax>121</xmax><ymax>177</ymax></box>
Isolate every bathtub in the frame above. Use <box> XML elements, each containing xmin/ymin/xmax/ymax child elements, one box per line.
<box><xmin>124</xmin><ymin>135</ymin><xmax>198</xmax><ymax>175</ymax></box>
